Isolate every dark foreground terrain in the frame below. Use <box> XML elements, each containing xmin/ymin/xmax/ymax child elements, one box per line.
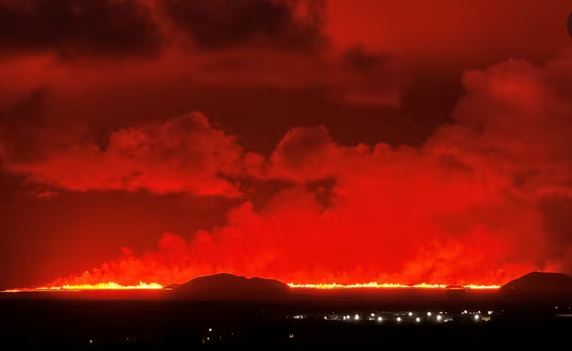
<box><xmin>1</xmin><ymin>272</ymin><xmax>571</xmax><ymax>350</ymax></box>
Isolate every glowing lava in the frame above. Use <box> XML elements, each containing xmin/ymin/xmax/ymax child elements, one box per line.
<box><xmin>3</xmin><ymin>281</ymin><xmax>163</xmax><ymax>293</ymax></box>
<box><xmin>2</xmin><ymin>280</ymin><xmax>502</xmax><ymax>293</ymax></box>
<box><xmin>287</xmin><ymin>282</ymin><xmax>501</xmax><ymax>290</ymax></box>
<box><xmin>461</xmin><ymin>284</ymin><xmax>502</xmax><ymax>290</ymax></box>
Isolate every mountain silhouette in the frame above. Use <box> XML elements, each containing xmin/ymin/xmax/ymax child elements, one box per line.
<box><xmin>169</xmin><ymin>273</ymin><xmax>290</xmax><ymax>301</ymax></box>
<box><xmin>501</xmin><ymin>271</ymin><xmax>572</xmax><ymax>302</ymax></box>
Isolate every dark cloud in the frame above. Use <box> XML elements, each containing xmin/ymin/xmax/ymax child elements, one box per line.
<box><xmin>336</xmin><ymin>46</ymin><xmax>403</xmax><ymax>107</ymax></box>
<box><xmin>0</xmin><ymin>88</ymin><xmax>51</xmax><ymax>163</ymax></box>
<box><xmin>0</xmin><ymin>87</ymin><xmax>48</xmax><ymax>128</ymax></box>
<box><xmin>342</xmin><ymin>46</ymin><xmax>388</xmax><ymax>73</ymax></box>
<box><xmin>163</xmin><ymin>0</ymin><xmax>326</xmax><ymax>50</ymax></box>
<box><xmin>0</xmin><ymin>0</ymin><xmax>163</xmax><ymax>57</ymax></box>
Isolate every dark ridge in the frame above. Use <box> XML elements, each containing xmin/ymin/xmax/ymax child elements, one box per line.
<box><xmin>169</xmin><ymin>273</ymin><xmax>290</xmax><ymax>301</ymax></box>
<box><xmin>501</xmin><ymin>271</ymin><xmax>572</xmax><ymax>303</ymax></box>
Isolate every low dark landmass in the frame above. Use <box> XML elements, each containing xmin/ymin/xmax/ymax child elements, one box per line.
<box><xmin>501</xmin><ymin>271</ymin><xmax>572</xmax><ymax>298</ymax></box>
<box><xmin>1</xmin><ymin>272</ymin><xmax>571</xmax><ymax>350</ymax></box>
<box><xmin>169</xmin><ymin>273</ymin><xmax>289</xmax><ymax>301</ymax></box>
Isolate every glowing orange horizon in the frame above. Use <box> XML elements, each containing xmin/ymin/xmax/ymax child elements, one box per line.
<box><xmin>460</xmin><ymin>284</ymin><xmax>501</xmax><ymax>290</ymax></box>
<box><xmin>2</xmin><ymin>280</ymin><xmax>501</xmax><ymax>293</ymax></box>
<box><xmin>2</xmin><ymin>281</ymin><xmax>164</xmax><ymax>293</ymax></box>
<box><xmin>286</xmin><ymin>282</ymin><xmax>501</xmax><ymax>290</ymax></box>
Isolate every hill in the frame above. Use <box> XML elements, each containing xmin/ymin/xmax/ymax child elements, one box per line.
<box><xmin>501</xmin><ymin>271</ymin><xmax>572</xmax><ymax>303</ymax></box>
<box><xmin>169</xmin><ymin>273</ymin><xmax>290</xmax><ymax>301</ymax></box>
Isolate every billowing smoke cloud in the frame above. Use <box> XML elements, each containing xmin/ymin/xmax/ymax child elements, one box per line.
<box><xmin>16</xmin><ymin>55</ymin><xmax>569</xmax><ymax>287</ymax></box>
<box><xmin>2</xmin><ymin>113</ymin><xmax>250</xmax><ymax>196</ymax></box>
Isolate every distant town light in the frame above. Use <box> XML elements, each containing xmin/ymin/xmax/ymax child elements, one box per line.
<box><xmin>354</xmin><ymin>314</ymin><xmax>360</xmax><ymax>321</ymax></box>
<box><xmin>427</xmin><ymin>312</ymin><xmax>432</xmax><ymax>316</ymax></box>
<box><xmin>396</xmin><ymin>317</ymin><xmax>402</xmax><ymax>323</ymax></box>
<box><xmin>474</xmin><ymin>314</ymin><xmax>480</xmax><ymax>321</ymax></box>
<box><xmin>436</xmin><ymin>315</ymin><xmax>443</xmax><ymax>322</ymax></box>
<box><xmin>377</xmin><ymin>316</ymin><xmax>383</xmax><ymax>322</ymax></box>
<box><xmin>415</xmin><ymin>317</ymin><xmax>421</xmax><ymax>323</ymax></box>
<box><xmin>408</xmin><ymin>312</ymin><xmax>413</xmax><ymax>317</ymax></box>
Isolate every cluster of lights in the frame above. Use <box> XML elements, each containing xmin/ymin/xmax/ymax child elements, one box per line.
<box><xmin>460</xmin><ymin>309</ymin><xmax>491</xmax><ymax>322</ymax></box>
<box><xmin>317</xmin><ymin>309</ymin><xmax>491</xmax><ymax>325</ymax></box>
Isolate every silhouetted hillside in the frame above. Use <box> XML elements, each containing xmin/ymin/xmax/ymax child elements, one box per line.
<box><xmin>501</xmin><ymin>272</ymin><xmax>572</xmax><ymax>302</ymax></box>
<box><xmin>169</xmin><ymin>273</ymin><xmax>290</xmax><ymax>301</ymax></box>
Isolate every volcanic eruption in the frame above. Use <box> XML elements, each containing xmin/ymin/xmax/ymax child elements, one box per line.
<box><xmin>1</xmin><ymin>56</ymin><xmax>569</xmax><ymax>292</ymax></box>
<box><xmin>0</xmin><ymin>0</ymin><xmax>571</xmax><ymax>294</ymax></box>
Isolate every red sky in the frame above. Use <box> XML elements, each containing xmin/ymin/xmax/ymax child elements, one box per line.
<box><xmin>0</xmin><ymin>0</ymin><xmax>571</xmax><ymax>288</ymax></box>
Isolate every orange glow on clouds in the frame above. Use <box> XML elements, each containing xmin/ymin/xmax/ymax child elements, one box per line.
<box><xmin>4</xmin><ymin>49</ymin><xmax>572</xmax><ymax>292</ymax></box>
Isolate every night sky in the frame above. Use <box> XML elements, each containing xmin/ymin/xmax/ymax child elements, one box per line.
<box><xmin>1</xmin><ymin>0</ymin><xmax>571</xmax><ymax>289</ymax></box>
